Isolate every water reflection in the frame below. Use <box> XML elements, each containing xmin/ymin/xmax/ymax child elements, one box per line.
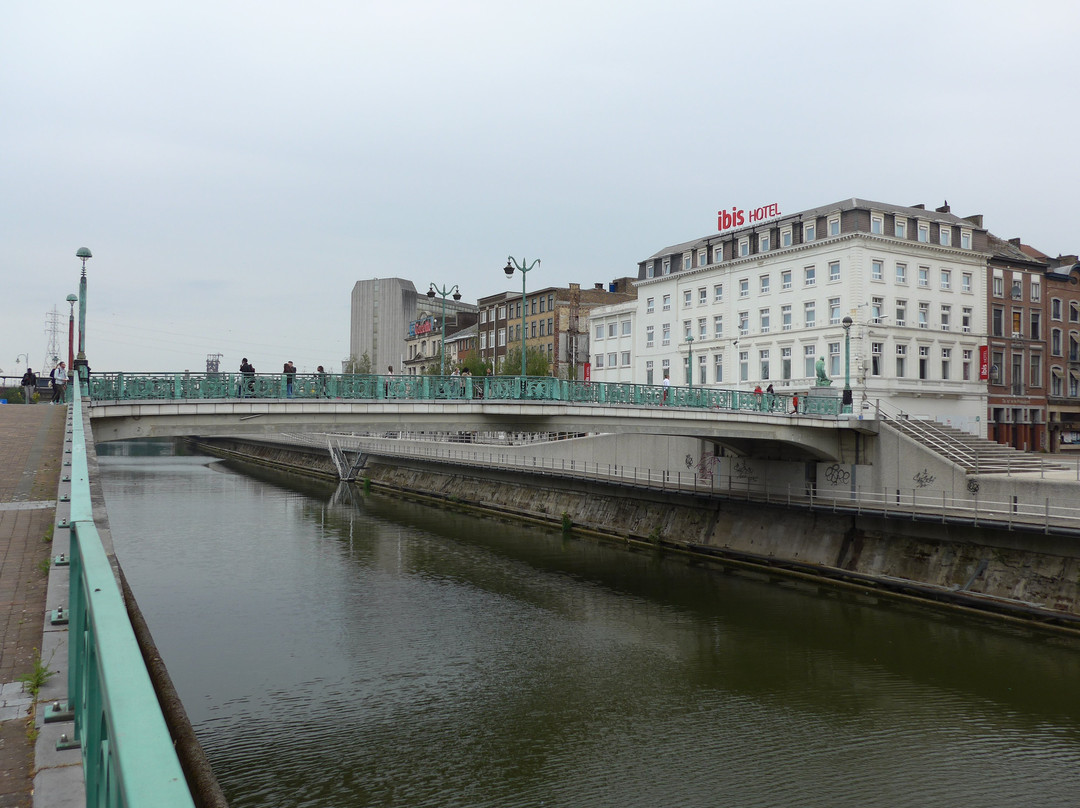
<box><xmin>100</xmin><ymin>444</ymin><xmax>1080</xmax><ymax>808</ymax></box>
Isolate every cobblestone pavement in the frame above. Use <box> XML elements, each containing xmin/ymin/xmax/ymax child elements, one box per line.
<box><xmin>0</xmin><ymin>405</ymin><xmax>65</xmax><ymax>808</ymax></box>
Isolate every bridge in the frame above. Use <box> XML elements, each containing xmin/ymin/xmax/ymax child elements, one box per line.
<box><xmin>86</xmin><ymin>372</ymin><xmax>870</xmax><ymax>461</ymax></box>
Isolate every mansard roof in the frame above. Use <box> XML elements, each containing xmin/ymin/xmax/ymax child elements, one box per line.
<box><xmin>643</xmin><ymin>197</ymin><xmax>985</xmax><ymax>261</ymax></box>
<box><xmin>986</xmin><ymin>232</ymin><xmax>1048</xmax><ymax>267</ymax></box>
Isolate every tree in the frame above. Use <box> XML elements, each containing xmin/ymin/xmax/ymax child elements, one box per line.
<box><xmin>498</xmin><ymin>346</ymin><xmax>551</xmax><ymax>376</ymax></box>
<box><xmin>343</xmin><ymin>352</ymin><xmax>372</xmax><ymax>374</ymax></box>
<box><xmin>459</xmin><ymin>354</ymin><xmax>490</xmax><ymax>377</ymax></box>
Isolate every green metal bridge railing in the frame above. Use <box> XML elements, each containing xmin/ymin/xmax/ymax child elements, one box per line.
<box><xmin>87</xmin><ymin>372</ymin><xmax>844</xmax><ymax>417</ymax></box>
<box><xmin>65</xmin><ymin>373</ymin><xmax>197</xmax><ymax>807</ymax></box>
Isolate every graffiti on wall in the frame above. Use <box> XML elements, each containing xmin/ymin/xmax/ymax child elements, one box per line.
<box><xmin>913</xmin><ymin>469</ymin><xmax>936</xmax><ymax>488</ymax></box>
<box><xmin>824</xmin><ymin>464</ymin><xmax>850</xmax><ymax>486</ymax></box>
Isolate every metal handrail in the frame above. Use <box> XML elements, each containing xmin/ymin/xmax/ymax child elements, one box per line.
<box><xmin>285</xmin><ymin>432</ymin><xmax>1080</xmax><ymax>534</ymax></box>
<box><xmin>86</xmin><ymin>372</ymin><xmax>846</xmax><ymax>418</ymax></box>
<box><xmin>67</xmin><ymin>374</ymin><xmax>197</xmax><ymax>807</ymax></box>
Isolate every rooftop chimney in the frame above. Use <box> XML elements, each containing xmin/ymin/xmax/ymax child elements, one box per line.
<box><xmin>935</xmin><ymin>201</ymin><xmax>950</xmax><ymax>214</ymax></box>
<box><xmin>1009</xmin><ymin>238</ymin><xmax>1022</xmax><ymax>247</ymax></box>
<box><xmin>963</xmin><ymin>214</ymin><xmax>983</xmax><ymax>228</ymax></box>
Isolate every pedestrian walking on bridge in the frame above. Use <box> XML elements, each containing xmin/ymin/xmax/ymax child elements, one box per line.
<box><xmin>21</xmin><ymin>368</ymin><xmax>37</xmax><ymax>404</ymax></box>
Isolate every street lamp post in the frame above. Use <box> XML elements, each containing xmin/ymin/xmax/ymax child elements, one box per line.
<box><xmin>66</xmin><ymin>294</ymin><xmax>78</xmax><ymax>370</ymax></box>
<box><xmin>842</xmin><ymin>315</ymin><xmax>853</xmax><ymax>413</ymax></box>
<box><xmin>75</xmin><ymin>247</ymin><xmax>92</xmax><ymax>381</ymax></box>
<box><xmin>503</xmin><ymin>257</ymin><xmax>540</xmax><ymax>379</ymax></box>
<box><xmin>426</xmin><ymin>283</ymin><xmax>462</xmax><ymax>376</ymax></box>
<box><xmin>686</xmin><ymin>335</ymin><xmax>695</xmax><ymax>391</ymax></box>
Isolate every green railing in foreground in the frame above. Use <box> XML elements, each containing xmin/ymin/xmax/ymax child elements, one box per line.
<box><xmin>67</xmin><ymin>373</ymin><xmax>197</xmax><ymax>808</ymax></box>
<box><xmin>87</xmin><ymin>372</ymin><xmax>844</xmax><ymax>417</ymax></box>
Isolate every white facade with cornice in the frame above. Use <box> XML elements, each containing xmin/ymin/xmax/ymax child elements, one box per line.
<box><xmin>589</xmin><ymin>198</ymin><xmax>991</xmax><ymax>434</ymax></box>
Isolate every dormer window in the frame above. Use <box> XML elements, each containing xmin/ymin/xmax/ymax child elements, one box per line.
<box><xmin>960</xmin><ymin>230</ymin><xmax>971</xmax><ymax>250</ymax></box>
<box><xmin>759</xmin><ymin>232</ymin><xmax>771</xmax><ymax>252</ymax></box>
<box><xmin>828</xmin><ymin>216</ymin><xmax>840</xmax><ymax>236</ymax></box>
<box><xmin>781</xmin><ymin>227</ymin><xmax>792</xmax><ymax>247</ymax></box>
<box><xmin>804</xmin><ymin>222</ymin><xmax>816</xmax><ymax>242</ymax></box>
<box><xmin>917</xmin><ymin>222</ymin><xmax>930</xmax><ymax>243</ymax></box>
<box><xmin>738</xmin><ymin>238</ymin><xmax>750</xmax><ymax>257</ymax></box>
<box><xmin>894</xmin><ymin>218</ymin><xmax>907</xmax><ymax>239</ymax></box>
<box><xmin>939</xmin><ymin>226</ymin><xmax>952</xmax><ymax>247</ymax></box>
<box><xmin>871</xmin><ymin>214</ymin><xmax>884</xmax><ymax>234</ymax></box>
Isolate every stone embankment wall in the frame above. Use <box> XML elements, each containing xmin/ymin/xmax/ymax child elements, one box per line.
<box><xmin>190</xmin><ymin>437</ymin><xmax>1080</xmax><ymax>630</ymax></box>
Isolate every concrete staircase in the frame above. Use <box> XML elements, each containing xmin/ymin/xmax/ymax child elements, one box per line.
<box><xmin>884</xmin><ymin>416</ymin><xmax>1071</xmax><ymax>475</ymax></box>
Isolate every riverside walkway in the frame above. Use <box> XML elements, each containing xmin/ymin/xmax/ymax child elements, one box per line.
<box><xmin>0</xmin><ymin>404</ymin><xmax>66</xmax><ymax>808</ymax></box>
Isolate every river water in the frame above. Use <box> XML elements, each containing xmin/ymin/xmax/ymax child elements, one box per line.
<box><xmin>98</xmin><ymin>443</ymin><xmax>1080</xmax><ymax>808</ymax></box>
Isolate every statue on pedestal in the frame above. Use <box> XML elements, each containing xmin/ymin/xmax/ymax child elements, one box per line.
<box><xmin>815</xmin><ymin>356</ymin><xmax>832</xmax><ymax>387</ymax></box>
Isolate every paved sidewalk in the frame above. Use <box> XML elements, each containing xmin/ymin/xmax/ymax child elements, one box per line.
<box><xmin>0</xmin><ymin>405</ymin><xmax>65</xmax><ymax>808</ymax></box>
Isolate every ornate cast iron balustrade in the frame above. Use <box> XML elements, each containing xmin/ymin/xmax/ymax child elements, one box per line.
<box><xmin>86</xmin><ymin>373</ymin><xmax>843</xmax><ymax>417</ymax></box>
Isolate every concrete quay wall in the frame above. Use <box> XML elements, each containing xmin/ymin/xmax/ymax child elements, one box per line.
<box><xmin>191</xmin><ymin>436</ymin><xmax>1080</xmax><ymax>631</ymax></box>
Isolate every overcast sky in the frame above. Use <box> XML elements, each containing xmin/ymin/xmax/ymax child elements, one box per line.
<box><xmin>3</xmin><ymin>1</ymin><xmax>1078</xmax><ymax>376</ymax></box>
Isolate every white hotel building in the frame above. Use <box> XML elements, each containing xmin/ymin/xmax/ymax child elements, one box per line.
<box><xmin>589</xmin><ymin>198</ymin><xmax>991</xmax><ymax>433</ymax></box>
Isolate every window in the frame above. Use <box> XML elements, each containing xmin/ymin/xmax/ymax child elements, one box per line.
<box><xmin>738</xmin><ymin>311</ymin><xmax>749</xmax><ymax>336</ymax></box>
<box><xmin>714</xmin><ymin>284</ymin><xmax>723</xmax><ymax>302</ymax></box>
<box><xmin>698</xmin><ymin>287</ymin><xmax>707</xmax><ymax>305</ymax></box>
<box><xmin>713</xmin><ymin>353</ymin><xmax>723</xmax><ymax>384</ymax></box>
<box><xmin>895</xmin><ymin>299</ymin><xmax>907</xmax><ymax>327</ymax></box>
<box><xmin>539</xmin><ymin>321</ymin><xmax>545</xmax><ymax>337</ymax></box>
<box><xmin>781</xmin><ymin>347</ymin><xmax>792</xmax><ymax>380</ymax></box>
<box><xmin>940</xmin><ymin>269</ymin><xmax>951</xmax><ymax>290</ymax></box>
<box><xmin>1052</xmin><ymin>369</ymin><xmax>1064</xmax><ymax>397</ymax></box>
<box><xmin>804</xmin><ymin>222</ymin><xmax>816</xmax><ymax>241</ymax></box>
<box><xmin>1012</xmin><ymin>310</ymin><xmax>1022</xmax><ymax>337</ymax></box>
<box><xmin>918</xmin><ymin>266</ymin><xmax>929</xmax><ymax>288</ymax></box>
<box><xmin>608</xmin><ymin>352</ymin><xmax>617</xmax><ymax>368</ymax></box>
<box><xmin>621</xmin><ymin>351</ymin><xmax>631</xmax><ymax>366</ymax></box>
<box><xmin>829</xmin><ymin>261</ymin><xmax>840</xmax><ymax>282</ymax></box>
<box><xmin>662</xmin><ymin>259</ymin><xmax>671</xmax><ymax>275</ymax></box>
<box><xmin>918</xmin><ymin>302</ymin><xmax>929</xmax><ymax>328</ymax></box>
<box><xmin>497</xmin><ymin>328</ymin><xmax>506</xmax><ymax>346</ymax></box>
<box><xmin>531</xmin><ymin>321</ymin><xmax>537</xmax><ymax>339</ymax></box>
<box><xmin>739</xmin><ymin>351</ymin><xmax>749</xmax><ymax>383</ymax></box>
<box><xmin>917</xmin><ymin>222</ymin><xmax>929</xmax><ymax>242</ymax></box>
<box><xmin>645</xmin><ymin>360</ymin><xmax>654</xmax><ymax>385</ymax></box>
<box><xmin>992</xmin><ymin>308</ymin><xmax>1004</xmax><ymax>337</ymax></box>
<box><xmin>646</xmin><ymin>297</ymin><xmax>655</xmax><ymax>314</ymax></box>
<box><xmin>1072</xmin><ymin>304</ymin><xmax>1080</xmax><ymax>324</ymax></box>
<box><xmin>480</xmin><ymin>309</ymin><xmax>488</xmax><ymax>324</ymax></box>
<box><xmin>782</xmin><ymin>304</ymin><xmax>792</xmax><ymax>330</ymax></box>
<box><xmin>871</xmin><ymin>260</ymin><xmax>884</xmax><ymax>281</ymax></box>
<box><xmin>646</xmin><ymin>262</ymin><xmax>655</xmax><ymax>279</ymax></box>
<box><xmin>941</xmin><ymin>304</ymin><xmax>951</xmax><ymax>331</ymax></box>
<box><xmin>594</xmin><ymin>353</ymin><xmax>604</xmax><ymax>368</ymax></box>
<box><xmin>608</xmin><ymin>322</ymin><xmax>618</xmax><ymax>337</ymax></box>
<box><xmin>595</xmin><ymin>324</ymin><xmax>604</xmax><ymax>339</ymax></box>
<box><xmin>683</xmin><ymin>254</ymin><xmax>691</xmax><ymax>271</ymax></box>
<box><xmin>1031</xmin><ymin>353</ymin><xmax>1042</xmax><ymax>386</ymax></box>
<box><xmin>828</xmin><ymin>216</ymin><xmax>840</xmax><ymax>236</ymax></box>
<box><xmin>760</xmin><ymin>308</ymin><xmax>771</xmax><ymax>333</ymax></box>
<box><xmin>698</xmin><ymin>318</ymin><xmax>707</xmax><ymax>339</ymax></box>
<box><xmin>1031</xmin><ymin>311</ymin><xmax>1041</xmax><ymax>340</ymax></box>
<box><xmin>781</xmin><ymin>270</ymin><xmax>792</xmax><ymax>290</ymax></box>
<box><xmin>871</xmin><ymin>297</ymin><xmax>884</xmax><ymax>323</ymax></box>
<box><xmin>760</xmin><ymin>233</ymin><xmax>771</xmax><ymax>252</ymax></box>
<box><xmin>714</xmin><ymin>315</ymin><xmax>723</xmax><ymax>338</ymax></box>
<box><xmin>698</xmin><ymin>249</ymin><xmax>706</xmax><ymax>267</ymax></box>
<box><xmin>962</xmin><ymin>273</ymin><xmax>972</xmax><ymax>293</ymax></box>
<box><xmin>539</xmin><ymin>298</ymin><xmax>545</xmax><ymax>313</ymax></box>
<box><xmin>963</xmin><ymin>349</ymin><xmax>972</xmax><ymax>381</ymax></box>
<box><xmin>698</xmin><ymin>354</ymin><xmax>707</xmax><ymax>385</ymax></box>
<box><xmin>829</xmin><ymin>298</ymin><xmax>841</xmax><ymax>325</ymax></box>
<box><xmin>781</xmin><ymin>228</ymin><xmax>792</xmax><ymax>248</ymax></box>
<box><xmin>480</xmin><ymin>332</ymin><xmax>487</xmax><ymax>350</ymax></box>
<box><xmin>961</xmin><ymin>230</ymin><xmax>972</xmax><ymax>249</ymax></box>
<box><xmin>622</xmin><ymin>320</ymin><xmax>631</xmax><ymax>336</ymax></box>
<box><xmin>939</xmin><ymin>227</ymin><xmax>951</xmax><ymax>247</ymax></box>
<box><xmin>684</xmin><ymin>290</ymin><xmax>692</xmax><ymax>307</ymax></box>
<box><xmin>683</xmin><ymin>320</ymin><xmax>692</xmax><ymax>340</ymax></box>
<box><xmin>871</xmin><ymin>342</ymin><xmax>883</xmax><ymax>376</ymax></box>
<box><xmin>919</xmin><ymin>345</ymin><xmax>930</xmax><ymax>380</ymax></box>
<box><xmin>871</xmin><ymin>214</ymin><xmax>883</xmax><ymax>234</ymax></box>
<box><xmin>829</xmin><ymin>342</ymin><xmax>841</xmax><ymax>376</ymax></box>
<box><xmin>804</xmin><ymin>266</ymin><xmax>816</xmax><ymax>286</ymax></box>
<box><xmin>755</xmin><ymin>348</ymin><xmax>769</xmax><ymax>380</ymax></box>
<box><xmin>895</xmin><ymin>218</ymin><xmax>907</xmax><ymax>239</ymax></box>
<box><xmin>497</xmin><ymin>305</ymin><xmax>506</xmax><ymax>319</ymax></box>
<box><xmin>1031</xmin><ymin>277</ymin><xmax>1042</xmax><ymax>302</ymax></box>
<box><xmin>896</xmin><ymin>344</ymin><xmax>907</xmax><ymax>377</ymax></box>
<box><xmin>645</xmin><ymin>325</ymin><xmax>654</xmax><ymax>347</ymax></box>
<box><xmin>896</xmin><ymin>263</ymin><xmax>907</xmax><ymax>284</ymax></box>
<box><xmin>662</xmin><ymin>323</ymin><xmax>670</xmax><ymax>346</ymax></box>
<box><xmin>962</xmin><ymin>307</ymin><xmax>973</xmax><ymax>333</ymax></box>
<box><xmin>531</xmin><ymin>299</ymin><xmax>538</xmax><ymax>315</ymax></box>
<box><xmin>804</xmin><ymin>345</ymin><xmax>816</xmax><ymax>377</ymax></box>
<box><xmin>1052</xmin><ymin>328</ymin><xmax>1062</xmax><ymax>356</ymax></box>
<box><xmin>739</xmin><ymin>278</ymin><xmax>749</xmax><ymax>298</ymax></box>
<box><xmin>804</xmin><ymin>301</ymin><xmax>816</xmax><ymax>328</ymax></box>
<box><xmin>662</xmin><ymin>294</ymin><xmax>671</xmax><ymax>311</ymax></box>
<box><xmin>760</xmin><ymin>274</ymin><xmax>770</xmax><ymax>294</ymax></box>
<box><xmin>992</xmin><ymin>275</ymin><xmax>1004</xmax><ymax>297</ymax></box>
<box><xmin>738</xmin><ymin>238</ymin><xmax>750</xmax><ymax>257</ymax></box>
<box><xmin>1052</xmin><ymin>298</ymin><xmax>1063</xmax><ymax>320</ymax></box>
